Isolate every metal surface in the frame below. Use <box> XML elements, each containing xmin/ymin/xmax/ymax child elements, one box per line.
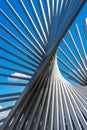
<box><xmin>0</xmin><ymin>0</ymin><xmax>87</xmax><ymax>130</ymax></box>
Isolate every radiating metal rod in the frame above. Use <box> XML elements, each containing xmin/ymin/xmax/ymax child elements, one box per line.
<box><xmin>0</xmin><ymin>46</ymin><xmax>37</xmax><ymax>69</ymax></box>
<box><xmin>62</xmin><ymin>39</ymin><xmax>87</xmax><ymax>77</ymax></box>
<box><xmin>0</xmin><ymin>36</ymin><xmax>40</xmax><ymax>64</ymax></box>
<box><xmin>0</xmin><ymin>92</ymin><xmax>21</xmax><ymax>98</ymax></box>
<box><xmin>0</xmin><ymin>66</ymin><xmax>32</xmax><ymax>77</ymax></box>
<box><xmin>0</xmin><ymin>0</ymin><xmax>87</xmax><ymax>130</ymax></box>
<box><xmin>29</xmin><ymin>0</ymin><xmax>48</xmax><ymax>44</ymax></box>
<box><xmin>0</xmin><ymin>25</ymin><xmax>42</xmax><ymax>60</ymax></box>
<box><xmin>0</xmin><ymin>106</ymin><xmax>13</xmax><ymax>112</ymax></box>
<box><xmin>0</xmin><ymin>82</ymin><xmax>27</xmax><ymax>86</ymax></box>
<box><xmin>20</xmin><ymin>0</ymin><xmax>46</xmax><ymax>53</ymax></box>
<box><xmin>0</xmin><ymin>97</ymin><xmax>19</xmax><ymax>103</ymax></box>
<box><xmin>5</xmin><ymin>0</ymin><xmax>45</xmax><ymax>57</ymax></box>
<box><xmin>0</xmin><ymin>56</ymin><xmax>35</xmax><ymax>72</ymax></box>
<box><xmin>58</xmin><ymin>47</ymin><xmax>86</xmax><ymax>81</ymax></box>
<box><xmin>0</xmin><ymin>73</ymin><xmax>30</xmax><ymax>80</ymax></box>
<box><xmin>57</xmin><ymin>57</ymin><xmax>86</xmax><ymax>85</ymax></box>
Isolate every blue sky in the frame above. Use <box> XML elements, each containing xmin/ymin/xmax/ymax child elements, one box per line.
<box><xmin>57</xmin><ymin>2</ymin><xmax>87</xmax><ymax>86</ymax></box>
<box><xmin>0</xmin><ymin>1</ymin><xmax>87</xmax><ymax>108</ymax></box>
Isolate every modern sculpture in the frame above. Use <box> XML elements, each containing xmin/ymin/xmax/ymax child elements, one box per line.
<box><xmin>0</xmin><ymin>0</ymin><xmax>87</xmax><ymax>130</ymax></box>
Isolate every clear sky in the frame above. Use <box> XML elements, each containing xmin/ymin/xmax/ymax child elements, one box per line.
<box><xmin>0</xmin><ymin>1</ymin><xmax>87</xmax><ymax>109</ymax></box>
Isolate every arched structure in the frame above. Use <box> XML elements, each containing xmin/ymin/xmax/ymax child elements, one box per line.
<box><xmin>0</xmin><ymin>0</ymin><xmax>87</xmax><ymax>130</ymax></box>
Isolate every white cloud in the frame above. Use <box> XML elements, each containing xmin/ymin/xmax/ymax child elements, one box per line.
<box><xmin>8</xmin><ymin>72</ymin><xmax>31</xmax><ymax>81</ymax></box>
<box><xmin>85</xmin><ymin>18</ymin><xmax>87</xmax><ymax>25</ymax></box>
<box><xmin>0</xmin><ymin>106</ymin><xmax>10</xmax><ymax>120</ymax></box>
<box><xmin>0</xmin><ymin>106</ymin><xmax>3</xmax><ymax>109</ymax></box>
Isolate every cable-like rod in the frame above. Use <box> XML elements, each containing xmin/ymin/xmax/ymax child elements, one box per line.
<box><xmin>5</xmin><ymin>0</ymin><xmax>44</xmax><ymax>57</ymax></box>
<box><xmin>0</xmin><ymin>36</ymin><xmax>40</xmax><ymax>64</ymax></box>
<box><xmin>0</xmin><ymin>66</ymin><xmax>32</xmax><ymax>77</ymax></box>
<box><xmin>20</xmin><ymin>0</ymin><xmax>46</xmax><ymax>54</ymax></box>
